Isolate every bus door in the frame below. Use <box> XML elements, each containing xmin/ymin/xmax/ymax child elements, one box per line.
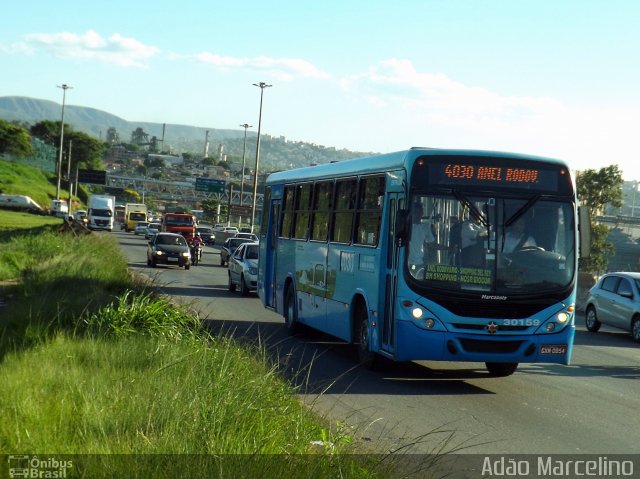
<box><xmin>381</xmin><ymin>193</ymin><xmax>403</xmax><ymax>353</ymax></box>
<box><xmin>263</xmin><ymin>199</ymin><xmax>280</xmax><ymax>309</ymax></box>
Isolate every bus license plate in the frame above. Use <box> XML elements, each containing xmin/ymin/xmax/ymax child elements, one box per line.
<box><xmin>540</xmin><ymin>345</ymin><xmax>566</xmax><ymax>355</ymax></box>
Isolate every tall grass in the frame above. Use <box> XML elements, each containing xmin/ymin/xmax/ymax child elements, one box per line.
<box><xmin>0</xmin><ymin>215</ymin><xmax>388</xmax><ymax>478</ymax></box>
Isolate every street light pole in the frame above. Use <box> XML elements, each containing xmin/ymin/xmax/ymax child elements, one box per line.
<box><xmin>239</xmin><ymin>123</ymin><xmax>253</xmax><ymax>227</ymax></box>
<box><xmin>250</xmin><ymin>82</ymin><xmax>272</xmax><ymax>232</ymax></box>
<box><xmin>55</xmin><ymin>84</ymin><xmax>72</xmax><ymax>201</ymax></box>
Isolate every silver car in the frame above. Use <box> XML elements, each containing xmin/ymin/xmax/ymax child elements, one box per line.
<box><xmin>585</xmin><ymin>272</ymin><xmax>640</xmax><ymax>342</ymax></box>
<box><xmin>228</xmin><ymin>242</ymin><xmax>259</xmax><ymax>296</ymax></box>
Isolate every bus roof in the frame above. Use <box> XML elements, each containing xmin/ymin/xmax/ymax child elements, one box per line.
<box><xmin>265</xmin><ymin>147</ymin><xmax>568</xmax><ymax>184</ymax></box>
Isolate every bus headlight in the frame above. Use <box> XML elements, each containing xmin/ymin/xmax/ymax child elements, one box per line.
<box><xmin>546</xmin><ymin>323</ymin><xmax>556</xmax><ymax>332</ymax></box>
<box><xmin>556</xmin><ymin>312</ymin><xmax>569</xmax><ymax>323</ymax></box>
<box><xmin>424</xmin><ymin>318</ymin><xmax>436</xmax><ymax>329</ymax></box>
<box><xmin>412</xmin><ymin>307</ymin><xmax>423</xmax><ymax>319</ymax></box>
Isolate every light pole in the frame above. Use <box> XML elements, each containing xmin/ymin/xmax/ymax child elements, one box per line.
<box><xmin>55</xmin><ymin>83</ymin><xmax>72</xmax><ymax>201</ymax></box>
<box><xmin>239</xmin><ymin>123</ymin><xmax>253</xmax><ymax>226</ymax></box>
<box><xmin>250</xmin><ymin>82</ymin><xmax>272</xmax><ymax>232</ymax></box>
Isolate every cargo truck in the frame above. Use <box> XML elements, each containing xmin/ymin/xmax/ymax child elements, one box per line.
<box><xmin>124</xmin><ymin>203</ymin><xmax>148</xmax><ymax>232</ymax></box>
<box><xmin>161</xmin><ymin>212</ymin><xmax>197</xmax><ymax>242</ymax></box>
<box><xmin>50</xmin><ymin>199</ymin><xmax>69</xmax><ymax>218</ymax></box>
<box><xmin>88</xmin><ymin>195</ymin><xmax>115</xmax><ymax>231</ymax></box>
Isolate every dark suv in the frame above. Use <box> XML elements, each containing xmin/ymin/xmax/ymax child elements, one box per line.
<box><xmin>196</xmin><ymin>226</ymin><xmax>216</xmax><ymax>245</ymax></box>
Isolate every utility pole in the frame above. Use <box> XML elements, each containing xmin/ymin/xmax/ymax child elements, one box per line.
<box><xmin>239</xmin><ymin>123</ymin><xmax>253</xmax><ymax>226</ymax></box>
<box><xmin>250</xmin><ymin>82</ymin><xmax>272</xmax><ymax>232</ymax></box>
<box><xmin>55</xmin><ymin>84</ymin><xmax>72</xmax><ymax>201</ymax></box>
<box><xmin>67</xmin><ymin>140</ymin><xmax>73</xmax><ymax>215</ymax></box>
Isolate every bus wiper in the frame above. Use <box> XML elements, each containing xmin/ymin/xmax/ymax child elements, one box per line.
<box><xmin>505</xmin><ymin>194</ymin><xmax>541</xmax><ymax>227</ymax></box>
<box><xmin>453</xmin><ymin>190</ymin><xmax>488</xmax><ymax>227</ymax></box>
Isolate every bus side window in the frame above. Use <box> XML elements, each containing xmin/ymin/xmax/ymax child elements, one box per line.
<box><xmin>310</xmin><ymin>181</ymin><xmax>332</xmax><ymax>241</ymax></box>
<box><xmin>280</xmin><ymin>185</ymin><xmax>295</xmax><ymax>238</ymax></box>
<box><xmin>331</xmin><ymin>178</ymin><xmax>357</xmax><ymax>243</ymax></box>
<box><xmin>293</xmin><ymin>183</ymin><xmax>312</xmax><ymax>240</ymax></box>
<box><xmin>355</xmin><ymin>175</ymin><xmax>384</xmax><ymax>246</ymax></box>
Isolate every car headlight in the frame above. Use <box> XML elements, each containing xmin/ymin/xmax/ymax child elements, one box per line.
<box><xmin>249</xmin><ymin>267</ymin><xmax>258</xmax><ymax>275</ymax></box>
<box><xmin>181</xmin><ymin>251</ymin><xmax>190</xmax><ymax>257</ymax></box>
<box><xmin>155</xmin><ymin>250</ymin><xmax>164</xmax><ymax>256</ymax></box>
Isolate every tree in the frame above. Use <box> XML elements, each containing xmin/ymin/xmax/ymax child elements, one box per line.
<box><xmin>576</xmin><ymin>165</ymin><xmax>624</xmax><ymax>274</ymax></box>
<box><xmin>202</xmin><ymin>197</ymin><xmax>226</xmax><ymax>224</ymax></box>
<box><xmin>66</xmin><ymin>130</ymin><xmax>106</xmax><ymax>171</ymax></box>
<box><xmin>30</xmin><ymin>120</ymin><xmax>61</xmax><ymax>146</ymax></box>
<box><xmin>30</xmin><ymin>121</ymin><xmax>106</xmax><ymax>171</ymax></box>
<box><xmin>576</xmin><ymin>165</ymin><xmax>623</xmax><ymax>218</ymax></box>
<box><xmin>0</xmin><ymin>120</ymin><xmax>33</xmax><ymax>157</ymax></box>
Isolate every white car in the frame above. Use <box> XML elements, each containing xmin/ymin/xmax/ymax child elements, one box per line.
<box><xmin>134</xmin><ymin>221</ymin><xmax>150</xmax><ymax>235</ymax></box>
<box><xmin>228</xmin><ymin>242</ymin><xmax>259</xmax><ymax>296</ymax></box>
<box><xmin>145</xmin><ymin>222</ymin><xmax>161</xmax><ymax>239</ymax></box>
<box><xmin>234</xmin><ymin>232</ymin><xmax>258</xmax><ymax>242</ymax></box>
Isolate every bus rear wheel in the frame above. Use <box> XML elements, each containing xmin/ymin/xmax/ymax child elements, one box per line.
<box><xmin>356</xmin><ymin>312</ymin><xmax>376</xmax><ymax>369</ymax></box>
<box><xmin>485</xmin><ymin>362</ymin><xmax>518</xmax><ymax>377</ymax></box>
<box><xmin>284</xmin><ymin>286</ymin><xmax>299</xmax><ymax>335</ymax></box>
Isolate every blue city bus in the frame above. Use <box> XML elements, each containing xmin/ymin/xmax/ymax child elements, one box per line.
<box><xmin>257</xmin><ymin>148</ymin><xmax>589</xmax><ymax>376</ymax></box>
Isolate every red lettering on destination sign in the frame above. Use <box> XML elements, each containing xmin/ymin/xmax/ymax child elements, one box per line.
<box><xmin>505</xmin><ymin>168</ymin><xmax>538</xmax><ymax>183</ymax></box>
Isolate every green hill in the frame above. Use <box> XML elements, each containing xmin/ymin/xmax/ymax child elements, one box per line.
<box><xmin>0</xmin><ymin>159</ymin><xmax>74</xmax><ymax>210</ymax></box>
<box><xmin>0</xmin><ymin>96</ymin><xmax>375</xmax><ymax>171</ymax></box>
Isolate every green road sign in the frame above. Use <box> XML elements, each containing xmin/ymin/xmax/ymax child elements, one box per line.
<box><xmin>195</xmin><ymin>177</ymin><xmax>225</xmax><ymax>193</ymax></box>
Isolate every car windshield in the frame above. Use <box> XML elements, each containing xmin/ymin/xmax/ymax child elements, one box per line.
<box><xmin>156</xmin><ymin>235</ymin><xmax>186</xmax><ymax>246</ymax></box>
<box><xmin>245</xmin><ymin>245</ymin><xmax>259</xmax><ymax>260</ymax></box>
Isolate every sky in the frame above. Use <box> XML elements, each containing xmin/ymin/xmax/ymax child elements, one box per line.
<box><xmin>2</xmin><ymin>0</ymin><xmax>639</xmax><ymax>179</ymax></box>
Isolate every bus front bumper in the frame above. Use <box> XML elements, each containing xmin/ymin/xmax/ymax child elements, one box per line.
<box><xmin>394</xmin><ymin>320</ymin><xmax>575</xmax><ymax>365</ymax></box>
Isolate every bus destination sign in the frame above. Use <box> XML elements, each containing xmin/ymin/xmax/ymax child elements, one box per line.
<box><xmin>424</xmin><ymin>158</ymin><xmax>566</xmax><ymax>192</ymax></box>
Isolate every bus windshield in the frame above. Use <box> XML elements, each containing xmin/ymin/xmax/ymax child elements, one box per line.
<box><xmin>407</xmin><ymin>193</ymin><xmax>575</xmax><ymax>294</ymax></box>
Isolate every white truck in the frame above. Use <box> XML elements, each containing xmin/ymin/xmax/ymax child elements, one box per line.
<box><xmin>50</xmin><ymin>199</ymin><xmax>69</xmax><ymax>218</ymax></box>
<box><xmin>88</xmin><ymin>195</ymin><xmax>115</xmax><ymax>231</ymax></box>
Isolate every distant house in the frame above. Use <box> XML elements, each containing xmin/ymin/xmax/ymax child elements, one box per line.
<box><xmin>148</xmin><ymin>153</ymin><xmax>183</xmax><ymax>167</ymax></box>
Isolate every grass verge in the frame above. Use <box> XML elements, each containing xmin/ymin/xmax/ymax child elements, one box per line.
<box><xmin>0</xmin><ymin>211</ymin><xmax>392</xmax><ymax>478</ymax></box>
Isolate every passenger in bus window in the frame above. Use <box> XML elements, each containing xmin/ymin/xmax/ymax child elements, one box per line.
<box><xmin>409</xmin><ymin>203</ymin><xmax>436</xmax><ymax>270</ymax></box>
<box><xmin>503</xmin><ymin>216</ymin><xmax>537</xmax><ymax>253</ymax></box>
<box><xmin>460</xmin><ymin>216</ymin><xmax>487</xmax><ymax>267</ymax></box>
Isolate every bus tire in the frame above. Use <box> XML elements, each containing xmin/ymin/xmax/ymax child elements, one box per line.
<box><xmin>485</xmin><ymin>362</ymin><xmax>518</xmax><ymax>377</ymax></box>
<box><xmin>284</xmin><ymin>286</ymin><xmax>299</xmax><ymax>335</ymax></box>
<box><xmin>356</xmin><ymin>311</ymin><xmax>376</xmax><ymax>369</ymax></box>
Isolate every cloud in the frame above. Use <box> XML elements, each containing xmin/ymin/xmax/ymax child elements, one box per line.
<box><xmin>340</xmin><ymin>58</ymin><xmax>565</xmax><ymax>126</ymax></box>
<box><xmin>17</xmin><ymin>30</ymin><xmax>159</xmax><ymax>67</ymax></box>
<box><xmin>193</xmin><ymin>52</ymin><xmax>331</xmax><ymax>81</ymax></box>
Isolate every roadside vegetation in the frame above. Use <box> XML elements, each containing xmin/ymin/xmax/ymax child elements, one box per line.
<box><xmin>0</xmin><ymin>211</ymin><xmax>400</xmax><ymax>478</ymax></box>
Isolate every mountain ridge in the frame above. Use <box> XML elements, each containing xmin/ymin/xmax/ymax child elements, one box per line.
<box><xmin>0</xmin><ymin>96</ymin><xmax>372</xmax><ymax>170</ymax></box>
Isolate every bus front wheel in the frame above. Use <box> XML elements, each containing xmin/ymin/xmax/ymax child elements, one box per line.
<box><xmin>485</xmin><ymin>362</ymin><xmax>518</xmax><ymax>377</ymax></box>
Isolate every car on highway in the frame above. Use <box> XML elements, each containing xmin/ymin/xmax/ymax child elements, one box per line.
<box><xmin>134</xmin><ymin>221</ymin><xmax>150</xmax><ymax>235</ymax></box>
<box><xmin>585</xmin><ymin>271</ymin><xmax>640</xmax><ymax>342</ymax></box>
<box><xmin>147</xmin><ymin>232</ymin><xmax>191</xmax><ymax>269</ymax></box>
<box><xmin>145</xmin><ymin>222</ymin><xmax>161</xmax><ymax>240</ymax></box>
<box><xmin>219</xmin><ymin>237</ymin><xmax>254</xmax><ymax>266</ymax></box>
<box><xmin>196</xmin><ymin>226</ymin><xmax>216</xmax><ymax>245</ymax></box>
<box><xmin>228</xmin><ymin>241</ymin><xmax>259</xmax><ymax>295</ymax></box>
<box><xmin>234</xmin><ymin>232</ymin><xmax>258</xmax><ymax>242</ymax></box>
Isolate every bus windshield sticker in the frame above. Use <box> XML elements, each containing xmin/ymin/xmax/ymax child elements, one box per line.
<box><xmin>425</xmin><ymin>264</ymin><xmax>492</xmax><ymax>286</ymax></box>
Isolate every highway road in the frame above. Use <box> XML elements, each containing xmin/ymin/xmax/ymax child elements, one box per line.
<box><xmin>115</xmin><ymin>230</ymin><xmax>640</xmax><ymax>456</ymax></box>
